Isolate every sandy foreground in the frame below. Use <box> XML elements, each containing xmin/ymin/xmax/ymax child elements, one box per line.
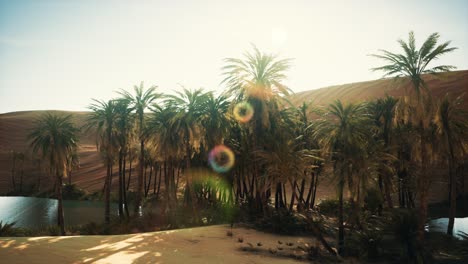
<box><xmin>0</xmin><ymin>225</ymin><xmax>321</xmax><ymax>264</ymax></box>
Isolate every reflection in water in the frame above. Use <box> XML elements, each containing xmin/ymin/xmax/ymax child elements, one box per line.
<box><xmin>427</xmin><ymin>217</ymin><xmax>468</xmax><ymax>239</ymax></box>
<box><xmin>0</xmin><ymin>196</ymin><xmax>118</xmax><ymax>228</ymax></box>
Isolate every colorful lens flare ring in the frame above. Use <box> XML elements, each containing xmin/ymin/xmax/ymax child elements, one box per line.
<box><xmin>208</xmin><ymin>145</ymin><xmax>235</xmax><ymax>173</ymax></box>
<box><xmin>233</xmin><ymin>101</ymin><xmax>254</xmax><ymax>123</ymax></box>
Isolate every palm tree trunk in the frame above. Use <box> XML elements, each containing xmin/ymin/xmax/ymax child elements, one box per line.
<box><xmin>105</xmin><ymin>162</ymin><xmax>111</xmax><ymax>224</ymax></box>
<box><xmin>311</xmin><ymin>171</ymin><xmax>320</xmax><ymax>209</ymax></box>
<box><xmin>289</xmin><ymin>180</ymin><xmax>297</xmax><ymax>212</ymax></box>
<box><xmin>134</xmin><ymin>139</ymin><xmax>144</xmax><ymax>215</ymax></box>
<box><xmin>282</xmin><ymin>183</ymin><xmax>287</xmax><ymax>208</ymax></box>
<box><xmin>145</xmin><ymin>164</ymin><xmax>153</xmax><ymax>197</ymax></box>
<box><xmin>127</xmin><ymin>158</ymin><xmax>132</xmax><ymax>191</ymax></box>
<box><xmin>156</xmin><ymin>164</ymin><xmax>162</xmax><ymax>199</ymax></box>
<box><xmin>305</xmin><ymin>171</ymin><xmax>314</xmax><ymax>209</ymax></box>
<box><xmin>338</xmin><ymin>166</ymin><xmax>345</xmax><ymax>256</ymax></box>
<box><xmin>153</xmin><ymin>163</ymin><xmax>158</xmax><ymax>194</ymax></box>
<box><xmin>122</xmin><ymin>152</ymin><xmax>129</xmax><ymax>218</ymax></box>
<box><xmin>447</xmin><ymin>133</ymin><xmax>456</xmax><ymax>235</ymax></box>
<box><xmin>164</xmin><ymin>160</ymin><xmax>170</xmax><ymax>208</ymax></box>
<box><xmin>56</xmin><ymin>173</ymin><xmax>65</xmax><ymax>235</ymax></box>
<box><xmin>118</xmin><ymin>150</ymin><xmax>124</xmax><ymax>220</ymax></box>
<box><xmin>298</xmin><ymin>179</ymin><xmax>306</xmax><ymax>211</ymax></box>
<box><xmin>143</xmin><ymin>163</ymin><xmax>148</xmax><ymax>196</ymax></box>
<box><xmin>417</xmin><ymin>126</ymin><xmax>429</xmax><ymax>244</ymax></box>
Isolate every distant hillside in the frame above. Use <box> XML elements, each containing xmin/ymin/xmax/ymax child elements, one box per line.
<box><xmin>288</xmin><ymin>70</ymin><xmax>468</xmax><ymax>108</ymax></box>
<box><xmin>0</xmin><ymin>70</ymin><xmax>467</xmax><ymax>194</ymax></box>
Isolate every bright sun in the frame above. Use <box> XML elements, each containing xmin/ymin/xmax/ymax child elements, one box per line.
<box><xmin>271</xmin><ymin>27</ymin><xmax>287</xmax><ymax>50</ymax></box>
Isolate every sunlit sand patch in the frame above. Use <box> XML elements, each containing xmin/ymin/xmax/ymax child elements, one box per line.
<box><xmin>48</xmin><ymin>236</ymin><xmax>76</xmax><ymax>243</ymax></box>
<box><xmin>28</xmin><ymin>237</ymin><xmax>51</xmax><ymax>241</ymax></box>
<box><xmin>14</xmin><ymin>243</ymin><xmax>28</xmax><ymax>250</ymax></box>
<box><xmin>208</xmin><ymin>145</ymin><xmax>235</xmax><ymax>173</ymax></box>
<box><xmin>84</xmin><ymin>234</ymin><xmax>162</xmax><ymax>252</ymax></box>
<box><xmin>0</xmin><ymin>240</ymin><xmax>16</xmax><ymax>248</ymax></box>
<box><xmin>92</xmin><ymin>251</ymin><xmax>151</xmax><ymax>264</ymax></box>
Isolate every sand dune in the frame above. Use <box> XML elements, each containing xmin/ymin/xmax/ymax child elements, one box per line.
<box><xmin>288</xmin><ymin>70</ymin><xmax>468</xmax><ymax>107</ymax></box>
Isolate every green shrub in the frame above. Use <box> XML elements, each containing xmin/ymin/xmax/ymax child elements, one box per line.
<box><xmin>317</xmin><ymin>199</ymin><xmax>351</xmax><ymax>217</ymax></box>
<box><xmin>80</xmin><ymin>222</ymin><xmax>102</xmax><ymax>235</ymax></box>
<box><xmin>255</xmin><ymin>209</ymin><xmax>308</xmax><ymax>235</ymax></box>
<box><xmin>364</xmin><ymin>188</ymin><xmax>384</xmax><ymax>214</ymax></box>
<box><xmin>62</xmin><ymin>184</ymin><xmax>86</xmax><ymax>200</ymax></box>
<box><xmin>0</xmin><ymin>221</ymin><xmax>17</xmax><ymax>236</ymax></box>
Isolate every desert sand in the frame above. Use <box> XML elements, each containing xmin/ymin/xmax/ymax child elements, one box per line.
<box><xmin>0</xmin><ymin>225</ymin><xmax>324</xmax><ymax>264</ymax></box>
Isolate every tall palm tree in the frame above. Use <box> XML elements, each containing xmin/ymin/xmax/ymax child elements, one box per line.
<box><xmin>147</xmin><ymin>105</ymin><xmax>181</xmax><ymax>207</ymax></box>
<box><xmin>312</xmin><ymin>100</ymin><xmax>372</xmax><ymax>255</ymax></box>
<box><xmin>222</xmin><ymin>45</ymin><xmax>292</xmax><ymax>131</ymax></box>
<box><xmin>222</xmin><ymin>46</ymin><xmax>292</xmax><ymax>210</ymax></box>
<box><xmin>114</xmin><ymin>99</ymin><xmax>134</xmax><ymax>219</ymax></box>
<box><xmin>369</xmin><ymin>95</ymin><xmax>399</xmax><ymax>209</ymax></box>
<box><xmin>165</xmin><ymin>87</ymin><xmax>209</xmax><ymax>206</ymax></box>
<box><xmin>371</xmin><ymin>31</ymin><xmax>457</xmax><ymax>242</ymax></box>
<box><xmin>87</xmin><ymin>99</ymin><xmax>117</xmax><ymax>224</ymax></box>
<box><xmin>295</xmin><ymin>101</ymin><xmax>324</xmax><ymax>209</ymax></box>
<box><xmin>435</xmin><ymin>94</ymin><xmax>467</xmax><ymax>235</ymax></box>
<box><xmin>29</xmin><ymin>113</ymin><xmax>79</xmax><ymax>235</ymax></box>
<box><xmin>119</xmin><ymin>82</ymin><xmax>160</xmax><ymax>215</ymax></box>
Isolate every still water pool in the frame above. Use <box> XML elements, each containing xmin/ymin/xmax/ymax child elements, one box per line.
<box><xmin>427</xmin><ymin>217</ymin><xmax>468</xmax><ymax>239</ymax></box>
<box><xmin>0</xmin><ymin>196</ymin><xmax>119</xmax><ymax>228</ymax></box>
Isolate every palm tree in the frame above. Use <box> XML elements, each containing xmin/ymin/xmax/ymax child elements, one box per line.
<box><xmin>312</xmin><ymin>100</ymin><xmax>372</xmax><ymax>255</ymax></box>
<box><xmin>87</xmin><ymin>99</ymin><xmax>117</xmax><ymax>224</ymax></box>
<box><xmin>435</xmin><ymin>94</ymin><xmax>467</xmax><ymax>235</ymax></box>
<box><xmin>295</xmin><ymin>101</ymin><xmax>324</xmax><ymax>210</ymax></box>
<box><xmin>29</xmin><ymin>113</ymin><xmax>79</xmax><ymax>235</ymax></box>
<box><xmin>147</xmin><ymin>105</ymin><xmax>181</xmax><ymax>208</ymax></box>
<box><xmin>119</xmin><ymin>82</ymin><xmax>160</xmax><ymax>215</ymax></box>
<box><xmin>222</xmin><ymin>45</ymin><xmax>292</xmax><ymax>131</ymax></box>
<box><xmin>165</xmin><ymin>87</ymin><xmax>209</xmax><ymax>207</ymax></box>
<box><xmin>222</xmin><ymin>46</ymin><xmax>292</xmax><ymax>210</ymax></box>
<box><xmin>371</xmin><ymin>31</ymin><xmax>457</xmax><ymax>242</ymax></box>
<box><xmin>369</xmin><ymin>95</ymin><xmax>399</xmax><ymax>209</ymax></box>
<box><xmin>114</xmin><ymin>99</ymin><xmax>134</xmax><ymax>219</ymax></box>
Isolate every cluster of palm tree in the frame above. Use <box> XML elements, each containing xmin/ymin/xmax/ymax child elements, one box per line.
<box><xmin>27</xmin><ymin>32</ymin><xmax>466</xmax><ymax>255</ymax></box>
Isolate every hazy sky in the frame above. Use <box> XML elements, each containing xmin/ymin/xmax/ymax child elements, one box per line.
<box><xmin>1</xmin><ymin>0</ymin><xmax>467</xmax><ymax>113</ymax></box>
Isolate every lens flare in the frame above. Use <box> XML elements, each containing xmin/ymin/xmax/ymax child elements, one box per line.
<box><xmin>233</xmin><ymin>101</ymin><xmax>254</xmax><ymax>123</ymax></box>
<box><xmin>208</xmin><ymin>145</ymin><xmax>235</xmax><ymax>173</ymax></box>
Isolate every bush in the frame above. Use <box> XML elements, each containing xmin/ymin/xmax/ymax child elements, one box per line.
<box><xmin>0</xmin><ymin>221</ymin><xmax>17</xmax><ymax>236</ymax></box>
<box><xmin>317</xmin><ymin>199</ymin><xmax>351</xmax><ymax>217</ymax></box>
<box><xmin>364</xmin><ymin>188</ymin><xmax>384</xmax><ymax>214</ymax></box>
<box><xmin>384</xmin><ymin>209</ymin><xmax>434</xmax><ymax>263</ymax></box>
<box><xmin>255</xmin><ymin>209</ymin><xmax>308</xmax><ymax>235</ymax></box>
<box><xmin>80</xmin><ymin>222</ymin><xmax>102</xmax><ymax>235</ymax></box>
<box><xmin>62</xmin><ymin>184</ymin><xmax>86</xmax><ymax>200</ymax></box>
